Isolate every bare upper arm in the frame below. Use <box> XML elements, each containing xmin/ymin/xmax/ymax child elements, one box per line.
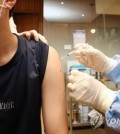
<box><xmin>41</xmin><ymin>46</ymin><xmax>68</xmax><ymax>134</ymax></box>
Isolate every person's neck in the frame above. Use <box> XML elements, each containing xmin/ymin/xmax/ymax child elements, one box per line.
<box><xmin>0</xmin><ymin>25</ymin><xmax>18</xmax><ymax>66</ymax></box>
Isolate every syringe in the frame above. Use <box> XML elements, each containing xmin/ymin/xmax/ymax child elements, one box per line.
<box><xmin>61</xmin><ymin>50</ymin><xmax>75</xmax><ymax>60</ymax></box>
<box><xmin>61</xmin><ymin>43</ymin><xmax>87</xmax><ymax>60</ymax></box>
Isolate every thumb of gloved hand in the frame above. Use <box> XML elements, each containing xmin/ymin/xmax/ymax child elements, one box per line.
<box><xmin>74</xmin><ymin>44</ymin><xmax>117</xmax><ymax>73</ymax></box>
<box><xmin>67</xmin><ymin>70</ymin><xmax>116</xmax><ymax>113</ymax></box>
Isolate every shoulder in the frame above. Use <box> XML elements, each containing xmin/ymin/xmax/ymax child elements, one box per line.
<box><xmin>46</xmin><ymin>46</ymin><xmax>62</xmax><ymax>71</ymax></box>
<box><xmin>48</xmin><ymin>46</ymin><xmax>59</xmax><ymax>59</ymax></box>
<box><xmin>17</xmin><ymin>35</ymin><xmax>49</xmax><ymax>66</ymax></box>
<box><xmin>18</xmin><ymin>36</ymin><xmax>49</xmax><ymax>53</ymax></box>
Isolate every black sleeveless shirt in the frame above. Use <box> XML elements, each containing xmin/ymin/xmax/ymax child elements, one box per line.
<box><xmin>0</xmin><ymin>35</ymin><xmax>49</xmax><ymax>134</ymax></box>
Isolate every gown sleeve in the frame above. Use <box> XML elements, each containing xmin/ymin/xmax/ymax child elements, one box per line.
<box><xmin>105</xmin><ymin>91</ymin><xmax>120</xmax><ymax>132</ymax></box>
<box><xmin>105</xmin><ymin>55</ymin><xmax>120</xmax><ymax>132</ymax></box>
<box><xmin>106</xmin><ymin>55</ymin><xmax>120</xmax><ymax>84</ymax></box>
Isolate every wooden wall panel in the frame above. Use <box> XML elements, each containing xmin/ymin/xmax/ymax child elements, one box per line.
<box><xmin>14</xmin><ymin>0</ymin><xmax>40</xmax><ymax>12</ymax></box>
<box><xmin>14</xmin><ymin>14</ymin><xmax>39</xmax><ymax>32</ymax></box>
<box><xmin>14</xmin><ymin>0</ymin><xmax>43</xmax><ymax>33</ymax></box>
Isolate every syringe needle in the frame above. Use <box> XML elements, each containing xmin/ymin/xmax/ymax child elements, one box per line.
<box><xmin>61</xmin><ymin>50</ymin><xmax>75</xmax><ymax>60</ymax></box>
<box><xmin>67</xmin><ymin>51</ymin><xmax>75</xmax><ymax>56</ymax></box>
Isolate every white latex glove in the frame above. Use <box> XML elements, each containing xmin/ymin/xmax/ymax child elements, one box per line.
<box><xmin>74</xmin><ymin>44</ymin><xmax>117</xmax><ymax>73</ymax></box>
<box><xmin>67</xmin><ymin>70</ymin><xmax>116</xmax><ymax>113</ymax></box>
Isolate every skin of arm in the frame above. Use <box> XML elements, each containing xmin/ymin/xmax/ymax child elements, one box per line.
<box><xmin>42</xmin><ymin>46</ymin><xmax>69</xmax><ymax>134</ymax></box>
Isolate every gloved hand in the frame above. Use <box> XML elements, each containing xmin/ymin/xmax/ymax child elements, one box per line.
<box><xmin>18</xmin><ymin>30</ymin><xmax>48</xmax><ymax>44</ymax></box>
<box><xmin>74</xmin><ymin>44</ymin><xmax>117</xmax><ymax>73</ymax></box>
<box><xmin>67</xmin><ymin>70</ymin><xmax>116</xmax><ymax>113</ymax></box>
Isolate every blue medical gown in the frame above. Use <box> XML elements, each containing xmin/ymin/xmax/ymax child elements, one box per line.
<box><xmin>105</xmin><ymin>55</ymin><xmax>120</xmax><ymax>132</ymax></box>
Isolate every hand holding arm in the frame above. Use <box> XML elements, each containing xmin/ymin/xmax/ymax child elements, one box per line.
<box><xmin>67</xmin><ymin>70</ymin><xmax>116</xmax><ymax>113</ymax></box>
<box><xmin>18</xmin><ymin>30</ymin><xmax>48</xmax><ymax>44</ymax></box>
